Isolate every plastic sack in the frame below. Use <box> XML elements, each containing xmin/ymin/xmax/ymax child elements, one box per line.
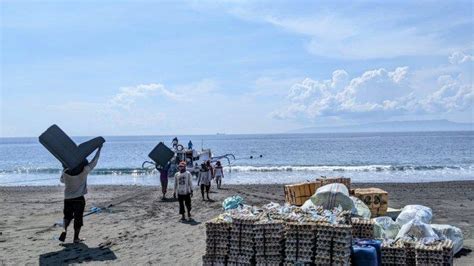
<box><xmin>310</xmin><ymin>183</ymin><xmax>354</xmax><ymax>211</ymax></box>
<box><xmin>431</xmin><ymin>224</ymin><xmax>463</xmax><ymax>254</ymax></box>
<box><xmin>395</xmin><ymin>219</ymin><xmax>438</xmax><ymax>243</ymax></box>
<box><xmin>396</xmin><ymin>205</ymin><xmax>432</xmax><ymax>226</ymax></box>
<box><xmin>222</xmin><ymin>195</ymin><xmax>243</xmax><ymax>210</ymax></box>
<box><xmin>301</xmin><ymin>199</ymin><xmax>316</xmax><ymax>211</ymax></box>
<box><xmin>351</xmin><ymin>196</ymin><xmax>371</xmax><ymax>219</ymax></box>
<box><xmin>373</xmin><ymin>216</ymin><xmax>400</xmax><ymax>239</ymax></box>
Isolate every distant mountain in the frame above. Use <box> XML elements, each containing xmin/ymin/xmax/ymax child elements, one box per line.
<box><xmin>288</xmin><ymin>119</ymin><xmax>473</xmax><ymax>133</ymax></box>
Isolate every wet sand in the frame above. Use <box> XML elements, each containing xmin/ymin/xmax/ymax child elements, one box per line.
<box><xmin>0</xmin><ymin>181</ymin><xmax>472</xmax><ymax>265</ymax></box>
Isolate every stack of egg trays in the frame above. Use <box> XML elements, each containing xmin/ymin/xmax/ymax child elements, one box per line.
<box><xmin>415</xmin><ymin>240</ymin><xmax>453</xmax><ymax>266</ymax></box>
<box><xmin>203</xmin><ymin>218</ymin><xmax>231</xmax><ymax>265</ymax></box>
<box><xmin>313</xmin><ymin>222</ymin><xmax>352</xmax><ymax>265</ymax></box>
<box><xmin>284</xmin><ymin>220</ymin><xmax>318</xmax><ymax>265</ymax></box>
<box><xmin>380</xmin><ymin>241</ymin><xmax>406</xmax><ymax>265</ymax></box>
<box><xmin>202</xmin><ymin>254</ymin><xmax>227</xmax><ymax>266</ymax></box>
<box><xmin>228</xmin><ymin>215</ymin><xmax>260</xmax><ymax>265</ymax></box>
<box><xmin>441</xmin><ymin>240</ymin><xmax>454</xmax><ymax>266</ymax></box>
<box><xmin>254</xmin><ymin>219</ymin><xmax>285</xmax><ymax>266</ymax></box>
<box><xmin>403</xmin><ymin>240</ymin><xmax>417</xmax><ymax>266</ymax></box>
<box><xmin>351</xmin><ymin>217</ymin><xmax>375</xmax><ymax>239</ymax></box>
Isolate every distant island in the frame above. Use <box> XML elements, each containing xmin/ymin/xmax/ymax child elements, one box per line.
<box><xmin>288</xmin><ymin>119</ymin><xmax>473</xmax><ymax>133</ymax></box>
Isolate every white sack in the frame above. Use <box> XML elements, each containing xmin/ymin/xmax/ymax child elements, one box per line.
<box><xmin>310</xmin><ymin>183</ymin><xmax>354</xmax><ymax>211</ymax></box>
<box><xmin>373</xmin><ymin>216</ymin><xmax>400</xmax><ymax>239</ymax></box>
<box><xmin>432</xmin><ymin>224</ymin><xmax>464</xmax><ymax>254</ymax></box>
<box><xmin>396</xmin><ymin>205</ymin><xmax>433</xmax><ymax>226</ymax></box>
<box><xmin>351</xmin><ymin>196</ymin><xmax>371</xmax><ymax>219</ymax></box>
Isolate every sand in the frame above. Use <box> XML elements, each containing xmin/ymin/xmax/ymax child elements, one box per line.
<box><xmin>0</xmin><ymin>181</ymin><xmax>472</xmax><ymax>265</ymax></box>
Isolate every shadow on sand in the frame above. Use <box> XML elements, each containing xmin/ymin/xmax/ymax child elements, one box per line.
<box><xmin>39</xmin><ymin>243</ymin><xmax>117</xmax><ymax>265</ymax></box>
<box><xmin>180</xmin><ymin>218</ymin><xmax>201</xmax><ymax>226</ymax></box>
<box><xmin>455</xmin><ymin>248</ymin><xmax>472</xmax><ymax>258</ymax></box>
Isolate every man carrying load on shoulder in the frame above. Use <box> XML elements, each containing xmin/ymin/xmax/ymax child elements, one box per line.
<box><xmin>59</xmin><ymin>145</ymin><xmax>102</xmax><ymax>243</ymax></box>
<box><xmin>173</xmin><ymin>161</ymin><xmax>193</xmax><ymax>221</ymax></box>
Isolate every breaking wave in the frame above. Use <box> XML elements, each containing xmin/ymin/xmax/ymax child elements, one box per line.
<box><xmin>229</xmin><ymin>165</ymin><xmax>472</xmax><ymax>172</ymax></box>
<box><xmin>1</xmin><ymin>164</ymin><xmax>472</xmax><ymax>175</ymax></box>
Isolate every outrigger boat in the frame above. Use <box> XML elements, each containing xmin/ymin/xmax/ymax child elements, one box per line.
<box><xmin>142</xmin><ymin>137</ymin><xmax>235</xmax><ymax>177</ymax></box>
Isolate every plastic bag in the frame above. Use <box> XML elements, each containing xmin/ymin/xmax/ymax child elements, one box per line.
<box><xmin>373</xmin><ymin>216</ymin><xmax>400</xmax><ymax>239</ymax></box>
<box><xmin>222</xmin><ymin>195</ymin><xmax>243</xmax><ymax>210</ymax></box>
<box><xmin>395</xmin><ymin>219</ymin><xmax>438</xmax><ymax>243</ymax></box>
<box><xmin>301</xmin><ymin>199</ymin><xmax>316</xmax><ymax>211</ymax></box>
<box><xmin>431</xmin><ymin>224</ymin><xmax>464</xmax><ymax>254</ymax></box>
<box><xmin>351</xmin><ymin>196</ymin><xmax>371</xmax><ymax>219</ymax></box>
<box><xmin>396</xmin><ymin>205</ymin><xmax>432</xmax><ymax>226</ymax></box>
<box><xmin>310</xmin><ymin>183</ymin><xmax>354</xmax><ymax>211</ymax></box>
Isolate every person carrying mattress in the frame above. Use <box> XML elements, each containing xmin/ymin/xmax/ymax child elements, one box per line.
<box><xmin>58</xmin><ymin>145</ymin><xmax>102</xmax><ymax>243</ymax></box>
<box><xmin>156</xmin><ymin>162</ymin><xmax>171</xmax><ymax>200</ymax></box>
<box><xmin>173</xmin><ymin>161</ymin><xmax>193</xmax><ymax>221</ymax></box>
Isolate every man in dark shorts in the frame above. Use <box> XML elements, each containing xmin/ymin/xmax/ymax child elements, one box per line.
<box><xmin>59</xmin><ymin>146</ymin><xmax>102</xmax><ymax>243</ymax></box>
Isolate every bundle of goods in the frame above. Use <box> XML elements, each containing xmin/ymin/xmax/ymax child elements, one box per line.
<box><xmin>228</xmin><ymin>215</ymin><xmax>260</xmax><ymax>265</ymax></box>
<box><xmin>316</xmin><ymin>176</ymin><xmax>351</xmax><ymax>190</ymax></box>
<box><xmin>351</xmin><ymin>218</ymin><xmax>375</xmax><ymax>239</ymax></box>
<box><xmin>284</xmin><ymin>181</ymin><xmax>321</xmax><ymax>206</ymax></box>
<box><xmin>203</xmin><ymin>218</ymin><xmax>232</xmax><ymax>266</ymax></box>
<box><xmin>415</xmin><ymin>240</ymin><xmax>454</xmax><ymax>266</ymax></box>
<box><xmin>311</xmin><ymin>183</ymin><xmax>355</xmax><ymax>211</ymax></box>
<box><xmin>353</xmin><ymin>188</ymin><xmax>388</xmax><ymax>217</ymax></box>
<box><xmin>380</xmin><ymin>241</ymin><xmax>406</xmax><ymax>265</ymax></box>
<box><xmin>254</xmin><ymin>218</ymin><xmax>285</xmax><ymax>265</ymax></box>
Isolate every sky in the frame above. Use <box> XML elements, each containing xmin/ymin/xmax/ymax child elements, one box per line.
<box><xmin>1</xmin><ymin>0</ymin><xmax>473</xmax><ymax>137</ymax></box>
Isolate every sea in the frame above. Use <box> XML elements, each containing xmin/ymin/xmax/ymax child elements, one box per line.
<box><xmin>0</xmin><ymin>131</ymin><xmax>473</xmax><ymax>186</ymax></box>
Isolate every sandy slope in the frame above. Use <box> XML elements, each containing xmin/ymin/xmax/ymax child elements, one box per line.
<box><xmin>0</xmin><ymin>181</ymin><xmax>472</xmax><ymax>265</ymax></box>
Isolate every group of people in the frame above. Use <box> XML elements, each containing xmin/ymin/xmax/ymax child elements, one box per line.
<box><xmin>57</xmin><ymin>147</ymin><xmax>226</xmax><ymax>242</ymax></box>
<box><xmin>173</xmin><ymin>160</ymin><xmax>224</xmax><ymax>221</ymax></box>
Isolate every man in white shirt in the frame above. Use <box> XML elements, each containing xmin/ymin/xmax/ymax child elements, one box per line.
<box><xmin>59</xmin><ymin>146</ymin><xmax>102</xmax><ymax>243</ymax></box>
<box><xmin>174</xmin><ymin>161</ymin><xmax>193</xmax><ymax>221</ymax></box>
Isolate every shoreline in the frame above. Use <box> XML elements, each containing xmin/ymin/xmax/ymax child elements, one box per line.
<box><xmin>1</xmin><ymin>181</ymin><xmax>473</xmax><ymax>265</ymax></box>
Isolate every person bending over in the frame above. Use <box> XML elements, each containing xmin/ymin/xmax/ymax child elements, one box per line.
<box><xmin>173</xmin><ymin>161</ymin><xmax>193</xmax><ymax>221</ymax></box>
<box><xmin>59</xmin><ymin>146</ymin><xmax>102</xmax><ymax>243</ymax></box>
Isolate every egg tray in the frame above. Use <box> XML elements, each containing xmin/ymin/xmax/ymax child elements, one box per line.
<box><xmin>351</xmin><ymin>218</ymin><xmax>375</xmax><ymax>239</ymax></box>
<box><xmin>202</xmin><ymin>255</ymin><xmax>227</xmax><ymax>266</ymax></box>
<box><xmin>381</xmin><ymin>241</ymin><xmax>406</xmax><ymax>266</ymax></box>
<box><xmin>403</xmin><ymin>241</ymin><xmax>417</xmax><ymax>266</ymax></box>
<box><xmin>415</xmin><ymin>240</ymin><xmax>453</xmax><ymax>266</ymax></box>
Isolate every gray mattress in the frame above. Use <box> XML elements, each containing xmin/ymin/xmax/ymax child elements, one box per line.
<box><xmin>39</xmin><ymin>124</ymin><xmax>105</xmax><ymax>169</ymax></box>
<box><xmin>148</xmin><ymin>142</ymin><xmax>174</xmax><ymax>167</ymax></box>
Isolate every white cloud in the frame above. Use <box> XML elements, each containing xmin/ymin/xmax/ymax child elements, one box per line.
<box><xmin>273</xmin><ymin>62</ymin><xmax>473</xmax><ymax>121</ymax></box>
<box><xmin>226</xmin><ymin>4</ymin><xmax>468</xmax><ymax>59</ymax></box>
<box><xmin>110</xmin><ymin>83</ymin><xmax>183</xmax><ymax>109</ymax></box>
<box><xmin>449</xmin><ymin>51</ymin><xmax>474</xmax><ymax>64</ymax></box>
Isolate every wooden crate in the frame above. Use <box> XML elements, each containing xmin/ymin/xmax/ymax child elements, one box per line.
<box><xmin>284</xmin><ymin>182</ymin><xmax>321</xmax><ymax>206</ymax></box>
<box><xmin>354</xmin><ymin>188</ymin><xmax>388</xmax><ymax>217</ymax></box>
<box><xmin>316</xmin><ymin>176</ymin><xmax>351</xmax><ymax>190</ymax></box>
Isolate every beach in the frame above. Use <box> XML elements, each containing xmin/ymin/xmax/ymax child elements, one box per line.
<box><xmin>0</xmin><ymin>181</ymin><xmax>473</xmax><ymax>265</ymax></box>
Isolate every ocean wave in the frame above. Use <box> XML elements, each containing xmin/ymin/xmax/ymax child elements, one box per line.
<box><xmin>229</xmin><ymin>165</ymin><xmax>472</xmax><ymax>172</ymax></box>
<box><xmin>1</xmin><ymin>164</ymin><xmax>472</xmax><ymax>176</ymax></box>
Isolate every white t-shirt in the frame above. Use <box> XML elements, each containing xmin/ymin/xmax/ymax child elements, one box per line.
<box><xmin>174</xmin><ymin>171</ymin><xmax>193</xmax><ymax>195</ymax></box>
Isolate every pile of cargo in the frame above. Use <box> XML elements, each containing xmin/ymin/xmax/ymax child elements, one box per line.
<box><xmin>202</xmin><ymin>204</ymin><xmax>354</xmax><ymax>265</ymax></box>
<box><xmin>204</xmin><ymin>177</ymin><xmax>462</xmax><ymax>265</ymax></box>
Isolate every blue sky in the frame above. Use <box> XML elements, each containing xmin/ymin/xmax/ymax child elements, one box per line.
<box><xmin>1</xmin><ymin>0</ymin><xmax>473</xmax><ymax>137</ymax></box>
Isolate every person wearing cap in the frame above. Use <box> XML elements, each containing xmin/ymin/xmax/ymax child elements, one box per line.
<box><xmin>197</xmin><ymin>162</ymin><xmax>211</xmax><ymax>201</ymax></box>
<box><xmin>214</xmin><ymin>161</ymin><xmax>224</xmax><ymax>189</ymax></box>
<box><xmin>173</xmin><ymin>161</ymin><xmax>193</xmax><ymax>221</ymax></box>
